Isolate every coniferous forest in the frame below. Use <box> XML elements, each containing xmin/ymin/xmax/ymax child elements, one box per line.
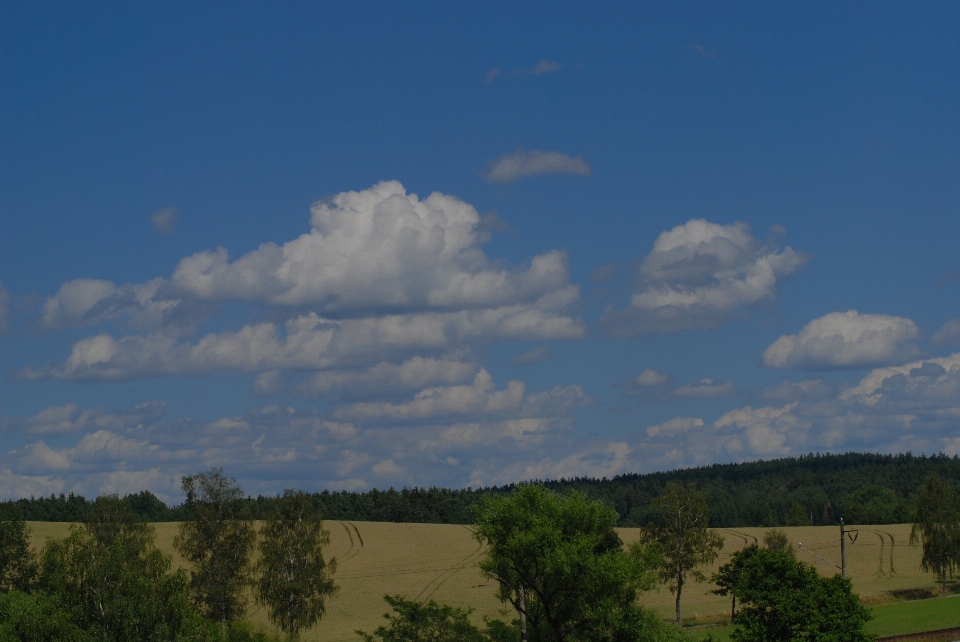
<box><xmin>3</xmin><ymin>452</ymin><xmax>957</xmax><ymax>527</ymax></box>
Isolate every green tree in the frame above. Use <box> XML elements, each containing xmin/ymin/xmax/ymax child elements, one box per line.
<box><xmin>711</xmin><ymin>544</ymin><xmax>758</xmax><ymax>621</ymax></box>
<box><xmin>0</xmin><ymin>590</ymin><xmax>88</xmax><ymax>642</ymax></box>
<box><xmin>255</xmin><ymin>490</ymin><xmax>338</xmax><ymax>641</ymax></box>
<box><xmin>727</xmin><ymin>547</ymin><xmax>871</xmax><ymax>642</ymax></box>
<box><xmin>910</xmin><ymin>474</ymin><xmax>960</xmax><ymax>595</ymax></box>
<box><xmin>843</xmin><ymin>485</ymin><xmax>908</xmax><ymax>525</ymax></box>
<box><xmin>0</xmin><ymin>505</ymin><xmax>37</xmax><ymax>593</ymax></box>
<box><xmin>356</xmin><ymin>595</ymin><xmax>488</xmax><ymax>642</ymax></box>
<box><xmin>472</xmin><ymin>484</ymin><xmax>660</xmax><ymax>642</ymax></box>
<box><xmin>785</xmin><ymin>503</ymin><xmax>812</xmax><ymax>527</ymax></box>
<box><xmin>175</xmin><ymin>468</ymin><xmax>256</xmax><ymax>634</ymax></box>
<box><xmin>39</xmin><ymin>494</ymin><xmax>199</xmax><ymax>642</ymax></box>
<box><xmin>762</xmin><ymin>529</ymin><xmax>795</xmax><ymax>558</ymax></box>
<box><xmin>641</xmin><ymin>482</ymin><xmax>724</xmax><ymax>625</ymax></box>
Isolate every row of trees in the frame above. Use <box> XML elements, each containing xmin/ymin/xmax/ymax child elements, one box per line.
<box><xmin>8</xmin><ymin>469</ymin><xmax>957</xmax><ymax>641</ymax></box>
<box><xmin>0</xmin><ymin>469</ymin><xmax>338</xmax><ymax>642</ymax></box>
<box><xmin>5</xmin><ymin>452</ymin><xmax>956</xmax><ymax>527</ymax></box>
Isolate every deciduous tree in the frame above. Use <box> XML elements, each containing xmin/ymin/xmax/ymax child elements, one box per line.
<box><xmin>175</xmin><ymin>468</ymin><xmax>256</xmax><ymax>634</ymax></box>
<box><xmin>255</xmin><ymin>490</ymin><xmax>338</xmax><ymax>641</ymax></box>
<box><xmin>40</xmin><ymin>494</ymin><xmax>198</xmax><ymax>642</ymax></box>
<box><xmin>910</xmin><ymin>474</ymin><xmax>960</xmax><ymax>595</ymax></box>
<box><xmin>472</xmin><ymin>484</ymin><xmax>661</xmax><ymax>642</ymax></box>
<box><xmin>727</xmin><ymin>547</ymin><xmax>871</xmax><ymax>642</ymax></box>
<box><xmin>0</xmin><ymin>505</ymin><xmax>37</xmax><ymax>593</ymax></box>
<box><xmin>641</xmin><ymin>482</ymin><xmax>724</xmax><ymax>625</ymax></box>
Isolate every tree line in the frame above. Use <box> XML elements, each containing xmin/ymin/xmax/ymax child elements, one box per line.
<box><xmin>8</xmin><ymin>466</ymin><xmax>960</xmax><ymax>641</ymax></box>
<box><xmin>4</xmin><ymin>452</ymin><xmax>957</xmax><ymax>527</ymax></box>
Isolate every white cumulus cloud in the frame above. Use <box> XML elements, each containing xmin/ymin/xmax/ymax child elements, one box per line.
<box><xmin>28</xmin><ymin>182</ymin><xmax>584</xmax><ymax>383</ymax></box>
<box><xmin>172</xmin><ymin>181</ymin><xmax>570</xmax><ymax>311</ymax></box>
<box><xmin>484</xmin><ymin>149</ymin><xmax>591</xmax><ymax>184</ymax></box>
<box><xmin>762</xmin><ymin>310</ymin><xmax>921</xmax><ymax>370</ymax></box>
<box><xmin>601</xmin><ymin>220</ymin><xmax>808</xmax><ymax>335</ymax></box>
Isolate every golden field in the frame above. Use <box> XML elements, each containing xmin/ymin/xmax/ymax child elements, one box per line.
<box><xmin>25</xmin><ymin>521</ymin><xmax>946</xmax><ymax>641</ymax></box>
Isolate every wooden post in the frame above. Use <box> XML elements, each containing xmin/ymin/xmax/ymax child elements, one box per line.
<box><xmin>840</xmin><ymin>518</ymin><xmax>846</xmax><ymax>579</ymax></box>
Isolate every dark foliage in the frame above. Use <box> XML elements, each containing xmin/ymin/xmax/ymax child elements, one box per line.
<box><xmin>723</xmin><ymin>547</ymin><xmax>872</xmax><ymax>642</ymax></box>
<box><xmin>5</xmin><ymin>452</ymin><xmax>959</xmax><ymax>527</ymax></box>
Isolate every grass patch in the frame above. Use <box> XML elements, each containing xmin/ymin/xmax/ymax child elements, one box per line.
<box><xmin>867</xmin><ymin>596</ymin><xmax>960</xmax><ymax>637</ymax></box>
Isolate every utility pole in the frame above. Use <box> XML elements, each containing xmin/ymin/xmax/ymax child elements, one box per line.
<box><xmin>840</xmin><ymin>518</ymin><xmax>846</xmax><ymax>579</ymax></box>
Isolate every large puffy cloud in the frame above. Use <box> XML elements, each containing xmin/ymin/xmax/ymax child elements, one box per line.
<box><xmin>601</xmin><ymin>220</ymin><xmax>808</xmax><ymax>335</ymax></box>
<box><xmin>171</xmin><ymin>181</ymin><xmax>571</xmax><ymax>311</ymax></box>
<box><xmin>29</xmin><ymin>182</ymin><xmax>583</xmax><ymax>383</ymax></box>
<box><xmin>484</xmin><ymin>149</ymin><xmax>591</xmax><ymax>184</ymax></box>
<box><xmin>762</xmin><ymin>310</ymin><xmax>921</xmax><ymax>370</ymax></box>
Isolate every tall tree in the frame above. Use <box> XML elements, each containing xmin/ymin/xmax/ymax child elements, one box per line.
<box><xmin>472</xmin><ymin>484</ymin><xmax>660</xmax><ymax>642</ymax></box>
<box><xmin>175</xmin><ymin>468</ymin><xmax>256</xmax><ymax>633</ymax></box>
<box><xmin>910</xmin><ymin>474</ymin><xmax>960</xmax><ymax>595</ymax></box>
<box><xmin>641</xmin><ymin>482</ymin><xmax>724</xmax><ymax>625</ymax></box>
<box><xmin>255</xmin><ymin>490</ymin><xmax>338</xmax><ymax>641</ymax></box>
<box><xmin>0</xmin><ymin>504</ymin><xmax>37</xmax><ymax>593</ymax></box>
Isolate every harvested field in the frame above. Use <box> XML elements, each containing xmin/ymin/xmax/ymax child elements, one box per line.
<box><xmin>25</xmin><ymin>522</ymin><xmax>960</xmax><ymax>641</ymax></box>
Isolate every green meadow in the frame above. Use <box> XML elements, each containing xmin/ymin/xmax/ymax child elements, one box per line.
<box><xmin>26</xmin><ymin>522</ymin><xmax>960</xmax><ymax>641</ymax></box>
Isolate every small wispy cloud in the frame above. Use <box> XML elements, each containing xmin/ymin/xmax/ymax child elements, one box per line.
<box><xmin>523</xmin><ymin>59</ymin><xmax>562</xmax><ymax>75</ymax></box>
<box><xmin>485</xmin><ymin>149</ymin><xmax>591</xmax><ymax>184</ymax></box>
<box><xmin>150</xmin><ymin>207</ymin><xmax>179</xmax><ymax>234</ymax></box>
<box><xmin>512</xmin><ymin>346</ymin><xmax>555</xmax><ymax>366</ymax></box>
<box><xmin>691</xmin><ymin>44</ymin><xmax>717</xmax><ymax>59</ymax></box>
<box><xmin>485</xmin><ymin>67</ymin><xmax>501</xmax><ymax>83</ymax></box>
<box><xmin>935</xmin><ymin>270</ymin><xmax>960</xmax><ymax>289</ymax></box>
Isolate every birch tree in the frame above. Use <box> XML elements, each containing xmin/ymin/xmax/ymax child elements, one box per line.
<box><xmin>910</xmin><ymin>474</ymin><xmax>960</xmax><ymax>595</ymax></box>
<box><xmin>175</xmin><ymin>468</ymin><xmax>255</xmax><ymax>634</ymax></box>
<box><xmin>641</xmin><ymin>482</ymin><xmax>724</xmax><ymax>625</ymax></box>
<box><xmin>255</xmin><ymin>490</ymin><xmax>338</xmax><ymax>641</ymax></box>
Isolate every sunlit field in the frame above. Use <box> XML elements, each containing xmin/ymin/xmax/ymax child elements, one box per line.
<box><xmin>26</xmin><ymin>522</ymin><xmax>960</xmax><ymax>641</ymax></box>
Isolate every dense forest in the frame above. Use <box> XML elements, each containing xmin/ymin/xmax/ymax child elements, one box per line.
<box><xmin>3</xmin><ymin>452</ymin><xmax>958</xmax><ymax>527</ymax></box>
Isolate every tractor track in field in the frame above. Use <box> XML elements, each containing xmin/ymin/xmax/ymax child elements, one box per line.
<box><xmin>336</xmin><ymin>521</ymin><xmax>364</xmax><ymax>564</ymax></box>
<box><xmin>415</xmin><ymin>525</ymin><xmax>485</xmax><ymax>602</ymax></box>
<box><xmin>721</xmin><ymin>528</ymin><xmax>758</xmax><ymax>547</ymax></box>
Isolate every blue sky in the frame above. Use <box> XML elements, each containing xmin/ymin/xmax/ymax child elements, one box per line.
<box><xmin>3</xmin><ymin>3</ymin><xmax>960</xmax><ymax>502</ymax></box>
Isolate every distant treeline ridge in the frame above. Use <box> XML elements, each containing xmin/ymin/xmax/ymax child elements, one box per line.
<box><xmin>3</xmin><ymin>452</ymin><xmax>957</xmax><ymax>527</ymax></box>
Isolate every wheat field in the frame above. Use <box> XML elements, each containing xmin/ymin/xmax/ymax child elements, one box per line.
<box><xmin>25</xmin><ymin>521</ymin><xmax>942</xmax><ymax>641</ymax></box>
